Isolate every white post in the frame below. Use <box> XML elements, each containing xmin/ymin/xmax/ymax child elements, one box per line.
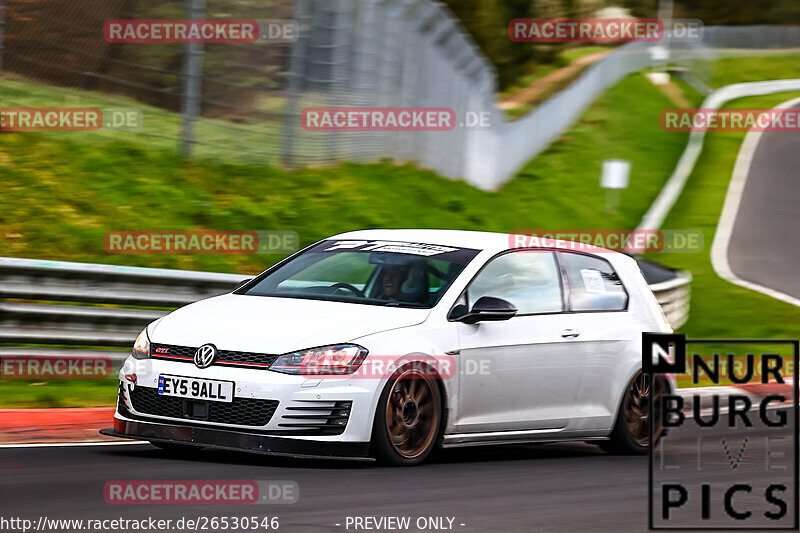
<box><xmin>601</xmin><ymin>159</ymin><xmax>631</xmax><ymax>214</ymax></box>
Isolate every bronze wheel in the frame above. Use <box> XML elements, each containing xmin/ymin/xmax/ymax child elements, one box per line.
<box><xmin>624</xmin><ymin>371</ymin><xmax>666</xmax><ymax>447</ymax></box>
<box><xmin>373</xmin><ymin>365</ymin><xmax>442</xmax><ymax>465</ymax></box>
<box><xmin>602</xmin><ymin>370</ymin><xmax>667</xmax><ymax>454</ymax></box>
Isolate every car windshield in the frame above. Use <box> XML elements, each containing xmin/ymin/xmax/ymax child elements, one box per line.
<box><xmin>242</xmin><ymin>240</ymin><xmax>480</xmax><ymax>308</ymax></box>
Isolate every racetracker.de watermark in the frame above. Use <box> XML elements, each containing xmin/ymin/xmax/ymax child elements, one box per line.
<box><xmin>104</xmin><ymin>480</ymin><xmax>298</xmax><ymax>504</ymax></box>
<box><xmin>291</xmin><ymin>355</ymin><xmax>484</xmax><ymax>379</ymax></box>
<box><xmin>0</xmin><ymin>108</ymin><xmax>142</xmax><ymax>131</ymax></box>
<box><xmin>662</xmin><ymin>108</ymin><xmax>800</xmax><ymax>132</ymax></box>
<box><xmin>104</xmin><ymin>19</ymin><xmax>298</xmax><ymax>43</ymax></box>
<box><xmin>301</xmin><ymin>108</ymin><xmax>456</xmax><ymax>131</ymax></box>
<box><xmin>509</xmin><ymin>18</ymin><xmax>703</xmax><ymax>43</ymax></box>
<box><xmin>0</xmin><ymin>356</ymin><xmax>113</xmax><ymax>379</ymax></box>
<box><xmin>510</xmin><ymin>18</ymin><xmax>661</xmax><ymax>42</ymax></box>
<box><xmin>104</xmin><ymin>230</ymin><xmax>299</xmax><ymax>254</ymax></box>
<box><xmin>509</xmin><ymin>230</ymin><xmax>704</xmax><ymax>253</ymax></box>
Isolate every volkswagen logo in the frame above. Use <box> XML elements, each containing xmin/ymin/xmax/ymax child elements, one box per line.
<box><xmin>194</xmin><ymin>344</ymin><xmax>218</xmax><ymax>369</ymax></box>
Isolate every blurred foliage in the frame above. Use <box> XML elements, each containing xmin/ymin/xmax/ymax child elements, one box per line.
<box><xmin>6</xmin><ymin>0</ymin><xmax>800</xmax><ymax>109</ymax></box>
<box><xmin>447</xmin><ymin>0</ymin><xmax>800</xmax><ymax>89</ymax></box>
<box><xmin>441</xmin><ymin>0</ymin><xmax>608</xmax><ymax>89</ymax></box>
<box><xmin>4</xmin><ymin>0</ymin><xmax>291</xmax><ymax>117</ymax></box>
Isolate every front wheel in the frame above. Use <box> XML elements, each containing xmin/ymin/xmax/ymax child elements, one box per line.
<box><xmin>600</xmin><ymin>370</ymin><xmax>667</xmax><ymax>454</ymax></box>
<box><xmin>371</xmin><ymin>365</ymin><xmax>442</xmax><ymax>466</ymax></box>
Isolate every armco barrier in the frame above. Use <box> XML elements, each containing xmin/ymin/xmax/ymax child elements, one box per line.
<box><xmin>0</xmin><ymin>257</ymin><xmax>248</xmax><ymax>364</ymax></box>
<box><xmin>649</xmin><ymin>274</ymin><xmax>692</xmax><ymax>330</ymax></box>
<box><xmin>636</xmin><ymin>257</ymin><xmax>692</xmax><ymax>329</ymax></box>
<box><xmin>0</xmin><ymin>255</ymin><xmax>690</xmax><ymax>364</ymax></box>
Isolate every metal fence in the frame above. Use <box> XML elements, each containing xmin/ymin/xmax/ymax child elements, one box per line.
<box><xmin>0</xmin><ymin>255</ymin><xmax>691</xmax><ymax>368</ymax></box>
<box><xmin>0</xmin><ymin>0</ymin><xmax>494</xmax><ymax>172</ymax></box>
<box><xmin>1</xmin><ymin>2</ymin><xmax>798</xmax><ymax>188</ymax></box>
<box><xmin>702</xmin><ymin>25</ymin><xmax>800</xmax><ymax>50</ymax></box>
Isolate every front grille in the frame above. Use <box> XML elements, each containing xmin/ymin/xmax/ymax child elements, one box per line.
<box><xmin>129</xmin><ymin>386</ymin><xmax>279</xmax><ymax>427</ymax></box>
<box><xmin>150</xmin><ymin>343</ymin><xmax>278</xmax><ymax>369</ymax></box>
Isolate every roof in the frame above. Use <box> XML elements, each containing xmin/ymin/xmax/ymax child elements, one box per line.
<box><xmin>327</xmin><ymin>228</ymin><xmax>617</xmax><ymax>256</ymax></box>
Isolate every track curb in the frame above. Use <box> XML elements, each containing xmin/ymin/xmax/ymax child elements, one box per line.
<box><xmin>0</xmin><ymin>407</ymin><xmax>115</xmax><ymax>444</ymax></box>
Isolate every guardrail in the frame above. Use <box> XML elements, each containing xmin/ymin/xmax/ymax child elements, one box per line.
<box><xmin>649</xmin><ymin>274</ymin><xmax>692</xmax><ymax>330</ymax></box>
<box><xmin>636</xmin><ymin>258</ymin><xmax>692</xmax><ymax>330</ymax></box>
<box><xmin>0</xmin><ymin>256</ymin><xmax>691</xmax><ymax>365</ymax></box>
<box><xmin>0</xmin><ymin>257</ymin><xmax>248</xmax><ymax>365</ymax></box>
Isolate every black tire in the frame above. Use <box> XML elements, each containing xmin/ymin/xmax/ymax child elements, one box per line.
<box><xmin>371</xmin><ymin>364</ymin><xmax>443</xmax><ymax>466</ymax></box>
<box><xmin>600</xmin><ymin>370</ymin><xmax>667</xmax><ymax>455</ymax></box>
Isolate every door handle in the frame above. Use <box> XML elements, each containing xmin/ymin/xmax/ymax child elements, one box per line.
<box><xmin>561</xmin><ymin>329</ymin><xmax>580</xmax><ymax>339</ymax></box>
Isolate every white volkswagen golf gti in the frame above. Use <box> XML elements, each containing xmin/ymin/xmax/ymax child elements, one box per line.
<box><xmin>103</xmin><ymin>229</ymin><xmax>673</xmax><ymax>465</ymax></box>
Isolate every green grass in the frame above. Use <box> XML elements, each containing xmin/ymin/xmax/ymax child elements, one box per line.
<box><xmin>2</xmin><ymin>54</ymin><xmax>800</xmax><ymax>407</ymax></box>
<box><xmin>711</xmin><ymin>55</ymin><xmax>800</xmax><ymax>87</ymax></box>
<box><xmin>0</xmin><ymin>380</ymin><xmax>116</xmax><ymax>409</ymax></box>
<box><xmin>0</xmin><ymin>72</ymin><xmax>688</xmax><ymax>276</ymax></box>
<box><xmin>1</xmin><ymin>75</ymin><xmax>316</xmax><ymax>167</ymax></box>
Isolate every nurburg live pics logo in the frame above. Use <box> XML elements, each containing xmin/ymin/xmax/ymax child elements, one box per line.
<box><xmin>643</xmin><ymin>333</ymin><xmax>799</xmax><ymax>530</ymax></box>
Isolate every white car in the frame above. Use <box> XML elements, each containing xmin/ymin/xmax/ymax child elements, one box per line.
<box><xmin>103</xmin><ymin>229</ymin><xmax>673</xmax><ymax>465</ymax></box>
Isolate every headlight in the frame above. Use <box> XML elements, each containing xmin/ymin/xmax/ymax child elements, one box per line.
<box><xmin>131</xmin><ymin>328</ymin><xmax>150</xmax><ymax>360</ymax></box>
<box><xmin>269</xmin><ymin>344</ymin><xmax>368</xmax><ymax>375</ymax></box>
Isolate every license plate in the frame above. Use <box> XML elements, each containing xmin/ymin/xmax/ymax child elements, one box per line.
<box><xmin>157</xmin><ymin>375</ymin><xmax>234</xmax><ymax>403</ymax></box>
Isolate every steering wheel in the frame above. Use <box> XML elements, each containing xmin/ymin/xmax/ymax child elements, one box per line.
<box><xmin>329</xmin><ymin>282</ymin><xmax>365</xmax><ymax>297</ymax></box>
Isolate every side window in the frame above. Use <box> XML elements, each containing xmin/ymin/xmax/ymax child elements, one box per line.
<box><xmin>559</xmin><ymin>252</ymin><xmax>628</xmax><ymax>311</ymax></box>
<box><xmin>466</xmin><ymin>251</ymin><xmax>563</xmax><ymax>315</ymax></box>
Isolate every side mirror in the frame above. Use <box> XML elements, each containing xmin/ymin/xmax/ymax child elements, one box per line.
<box><xmin>459</xmin><ymin>296</ymin><xmax>517</xmax><ymax>324</ymax></box>
<box><xmin>233</xmin><ymin>278</ymin><xmax>253</xmax><ymax>291</ymax></box>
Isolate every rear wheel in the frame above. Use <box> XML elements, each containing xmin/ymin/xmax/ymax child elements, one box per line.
<box><xmin>371</xmin><ymin>365</ymin><xmax>442</xmax><ymax>466</ymax></box>
<box><xmin>601</xmin><ymin>370</ymin><xmax>666</xmax><ymax>454</ymax></box>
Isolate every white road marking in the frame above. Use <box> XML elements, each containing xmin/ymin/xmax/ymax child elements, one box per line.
<box><xmin>631</xmin><ymin>79</ymin><xmax>800</xmax><ymax>241</ymax></box>
<box><xmin>710</xmin><ymin>95</ymin><xmax>800</xmax><ymax>308</ymax></box>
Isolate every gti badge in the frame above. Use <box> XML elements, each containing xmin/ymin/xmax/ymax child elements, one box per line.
<box><xmin>194</xmin><ymin>344</ymin><xmax>218</xmax><ymax>369</ymax></box>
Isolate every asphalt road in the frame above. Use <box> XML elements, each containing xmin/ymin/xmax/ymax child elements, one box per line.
<box><xmin>727</xmin><ymin>104</ymin><xmax>800</xmax><ymax>299</ymax></box>
<box><xmin>0</xmin><ymin>411</ymin><xmax>795</xmax><ymax>533</ymax></box>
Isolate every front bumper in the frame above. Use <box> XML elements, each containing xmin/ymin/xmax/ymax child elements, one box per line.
<box><xmin>116</xmin><ymin>356</ymin><xmax>381</xmax><ymax>441</ymax></box>
<box><xmin>101</xmin><ymin>419</ymin><xmax>372</xmax><ymax>461</ymax></box>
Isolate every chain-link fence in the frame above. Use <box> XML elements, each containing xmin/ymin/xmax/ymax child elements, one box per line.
<box><xmin>1</xmin><ymin>0</ymin><xmax>294</xmax><ymax>165</ymax></box>
<box><xmin>703</xmin><ymin>25</ymin><xmax>800</xmax><ymax>49</ymax></box>
<box><xmin>0</xmin><ymin>0</ymin><xmax>494</xmax><ymax>173</ymax></box>
<box><xmin>1</xmin><ymin>1</ymin><xmax>799</xmax><ymax>189</ymax></box>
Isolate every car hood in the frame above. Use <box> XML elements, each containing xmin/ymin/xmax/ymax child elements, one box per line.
<box><xmin>149</xmin><ymin>294</ymin><xmax>430</xmax><ymax>354</ymax></box>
